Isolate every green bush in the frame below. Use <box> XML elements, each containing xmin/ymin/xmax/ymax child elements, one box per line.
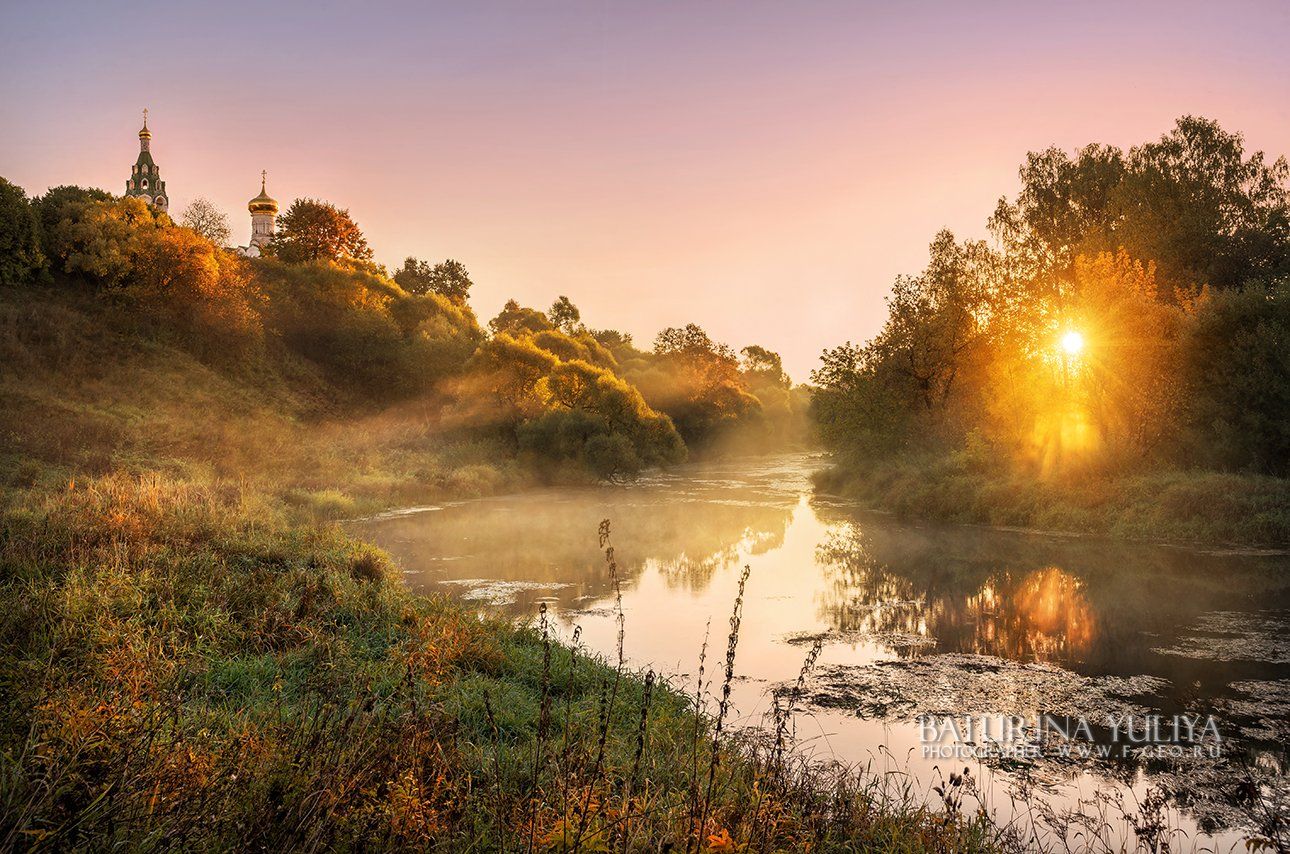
<box><xmin>0</xmin><ymin>178</ymin><xmax>45</xmax><ymax>285</ymax></box>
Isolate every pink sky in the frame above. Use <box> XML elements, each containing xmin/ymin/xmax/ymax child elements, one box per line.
<box><xmin>3</xmin><ymin>1</ymin><xmax>1288</xmax><ymax>380</ymax></box>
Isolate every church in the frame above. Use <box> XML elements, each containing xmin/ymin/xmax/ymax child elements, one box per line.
<box><xmin>124</xmin><ymin>110</ymin><xmax>278</xmax><ymax>256</ymax></box>
<box><xmin>123</xmin><ymin>110</ymin><xmax>168</xmax><ymax>213</ymax></box>
<box><xmin>240</xmin><ymin>172</ymin><xmax>279</xmax><ymax>257</ymax></box>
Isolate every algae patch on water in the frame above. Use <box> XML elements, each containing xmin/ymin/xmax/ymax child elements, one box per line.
<box><xmin>439</xmin><ymin>578</ymin><xmax>572</xmax><ymax>606</ymax></box>
<box><xmin>804</xmin><ymin>653</ymin><xmax>1168</xmax><ymax>720</ymax></box>
<box><xmin>1152</xmin><ymin>610</ymin><xmax>1290</xmax><ymax>664</ymax></box>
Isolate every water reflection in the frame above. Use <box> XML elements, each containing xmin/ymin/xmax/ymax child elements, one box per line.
<box><xmin>1012</xmin><ymin>566</ymin><xmax>1096</xmax><ymax>659</ymax></box>
<box><xmin>357</xmin><ymin>465</ymin><xmax>797</xmax><ymax>614</ymax></box>
<box><xmin>354</xmin><ymin>454</ymin><xmax>1290</xmax><ymax>844</ymax></box>
<box><xmin>816</xmin><ymin>526</ymin><xmax>1098</xmax><ymax>662</ymax></box>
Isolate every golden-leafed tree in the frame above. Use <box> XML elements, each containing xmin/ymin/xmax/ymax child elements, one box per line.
<box><xmin>267</xmin><ymin>199</ymin><xmax>372</xmax><ymax>264</ymax></box>
<box><xmin>130</xmin><ymin>226</ymin><xmax>264</xmax><ymax>342</ymax></box>
<box><xmin>46</xmin><ymin>196</ymin><xmax>165</xmax><ymax>288</ymax></box>
<box><xmin>1067</xmin><ymin>250</ymin><xmax>1189</xmax><ymax>458</ymax></box>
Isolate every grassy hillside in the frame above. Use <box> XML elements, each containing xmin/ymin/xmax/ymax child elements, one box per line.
<box><xmin>0</xmin><ymin>282</ymin><xmax>523</xmax><ymax>508</ymax></box>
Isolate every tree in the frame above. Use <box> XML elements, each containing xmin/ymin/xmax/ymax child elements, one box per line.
<box><xmin>32</xmin><ymin>185</ymin><xmax>112</xmax><ymax>240</ymax></box>
<box><xmin>992</xmin><ymin>117</ymin><xmax>1290</xmax><ymax>292</ymax></box>
<box><xmin>1115</xmin><ymin>117</ymin><xmax>1290</xmax><ymax>289</ymax></box>
<box><xmin>811</xmin><ymin>341</ymin><xmax>913</xmax><ymax>457</ymax></box>
<box><xmin>179</xmin><ymin>197</ymin><xmax>232</xmax><ymax>247</ymax></box>
<box><xmin>809</xmin><ymin>231</ymin><xmax>1000</xmax><ymax>456</ymax></box>
<box><xmin>990</xmin><ymin>144</ymin><xmax>1125</xmax><ymax>287</ymax></box>
<box><xmin>548</xmin><ymin>295</ymin><xmax>582</xmax><ymax>333</ymax></box>
<box><xmin>130</xmin><ymin>226</ymin><xmax>262</xmax><ymax>341</ymax></box>
<box><xmin>267</xmin><ymin>199</ymin><xmax>372</xmax><ymax>264</ymax></box>
<box><xmin>740</xmin><ymin>345</ymin><xmax>789</xmax><ymax>387</ymax></box>
<box><xmin>645</xmin><ymin>323</ymin><xmax>760</xmax><ymax>445</ymax></box>
<box><xmin>865</xmin><ymin>231</ymin><xmax>996</xmax><ymax>416</ymax></box>
<box><xmin>393</xmin><ymin>257</ymin><xmax>432</xmax><ymax>294</ymax></box>
<box><xmin>1068</xmin><ymin>251</ymin><xmax>1187</xmax><ymax>456</ymax></box>
<box><xmin>394</xmin><ymin>256</ymin><xmax>473</xmax><ymax>302</ymax></box>
<box><xmin>0</xmin><ymin>177</ymin><xmax>45</xmax><ymax>285</ymax></box>
<box><xmin>45</xmin><ymin>196</ymin><xmax>165</xmax><ymax>288</ymax></box>
<box><xmin>590</xmin><ymin>328</ymin><xmax>633</xmax><ymax>351</ymax></box>
<box><xmin>489</xmin><ymin>299</ymin><xmax>553</xmax><ymax>337</ymax></box>
<box><xmin>1180</xmin><ymin>280</ymin><xmax>1290</xmax><ymax>475</ymax></box>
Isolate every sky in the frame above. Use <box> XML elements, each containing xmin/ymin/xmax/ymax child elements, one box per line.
<box><xmin>2</xmin><ymin>1</ymin><xmax>1288</xmax><ymax>381</ymax></box>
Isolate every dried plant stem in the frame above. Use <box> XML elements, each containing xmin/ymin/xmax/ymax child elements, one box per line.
<box><xmin>574</xmin><ymin>519</ymin><xmax>627</xmax><ymax>852</ymax></box>
<box><xmin>559</xmin><ymin>624</ymin><xmax>582</xmax><ymax>852</ymax></box>
<box><xmin>620</xmin><ymin>668</ymin><xmax>655</xmax><ymax>854</ymax></box>
<box><xmin>697</xmin><ymin>564</ymin><xmax>751</xmax><ymax>850</ymax></box>
<box><xmin>526</xmin><ymin>602</ymin><xmax>553</xmax><ymax>854</ymax></box>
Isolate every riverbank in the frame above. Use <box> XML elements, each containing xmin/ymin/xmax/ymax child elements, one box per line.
<box><xmin>0</xmin><ymin>468</ymin><xmax>1017</xmax><ymax>851</ymax></box>
<box><xmin>815</xmin><ymin>455</ymin><xmax>1290</xmax><ymax>549</ymax></box>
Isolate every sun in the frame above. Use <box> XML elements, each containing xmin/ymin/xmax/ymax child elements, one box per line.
<box><xmin>1061</xmin><ymin>330</ymin><xmax>1085</xmax><ymax>356</ymax></box>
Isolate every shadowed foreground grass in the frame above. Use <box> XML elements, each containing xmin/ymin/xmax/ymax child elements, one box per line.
<box><xmin>0</xmin><ymin>474</ymin><xmax>1013</xmax><ymax>852</ymax></box>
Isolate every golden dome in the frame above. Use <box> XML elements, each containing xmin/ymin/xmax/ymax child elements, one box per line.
<box><xmin>248</xmin><ymin>171</ymin><xmax>278</xmax><ymax>214</ymax></box>
<box><xmin>139</xmin><ymin>108</ymin><xmax>151</xmax><ymax>139</ymax></box>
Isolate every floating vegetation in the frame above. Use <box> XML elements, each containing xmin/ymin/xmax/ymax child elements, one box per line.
<box><xmin>1152</xmin><ymin>610</ymin><xmax>1290</xmax><ymax>664</ymax></box>
<box><xmin>782</xmin><ymin>627</ymin><xmax>937</xmax><ymax>651</ymax></box>
<box><xmin>804</xmin><ymin>653</ymin><xmax>1168</xmax><ymax>721</ymax></box>
<box><xmin>439</xmin><ymin>578</ymin><xmax>572</xmax><ymax>606</ymax></box>
<box><xmin>1221</xmin><ymin>680</ymin><xmax>1290</xmax><ymax>742</ymax></box>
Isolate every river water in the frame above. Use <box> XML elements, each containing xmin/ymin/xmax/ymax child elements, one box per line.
<box><xmin>353</xmin><ymin>453</ymin><xmax>1290</xmax><ymax>850</ymax></box>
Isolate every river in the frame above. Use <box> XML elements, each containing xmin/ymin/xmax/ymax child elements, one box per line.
<box><xmin>352</xmin><ymin>453</ymin><xmax>1290</xmax><ymax>850</ymax></box>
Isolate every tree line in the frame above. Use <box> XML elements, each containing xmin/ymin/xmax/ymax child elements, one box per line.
<box><xmin>812</xmin><ymin>117</ymin><xmax>1290</xmax><ymax>477</ymax></box>
<box><xmin>0</xmin><ymin>182</ymin><xmax>807</xmax><ymax>479</ymax></box>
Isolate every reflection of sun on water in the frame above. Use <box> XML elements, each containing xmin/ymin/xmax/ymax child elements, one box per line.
<box><xmin>962</xmin><ymin>567</ymin><xmax>1096</xmax><ymax>660</ymax></box>
<box><xmin>1014</xmin><ymin>566</ymin><xmax>1095</xmax><ymax>658</ymax></box>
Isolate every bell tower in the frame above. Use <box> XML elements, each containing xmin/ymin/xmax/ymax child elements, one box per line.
<box><xmin>245</xmin><ymin>171</ymin><xmax>279</xmax><ymax>256</ymax></box>
<box><xmin>124</xmin><ymin>109</ymin><xmax>169</xmax><ymax>212</ymax></box>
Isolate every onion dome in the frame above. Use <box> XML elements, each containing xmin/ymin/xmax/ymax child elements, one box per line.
<box><xmin>248</xmin><ymin>171</ymin><xmax>278</xmax><ymax>215</ymax></box>
<box><xmin>139</xmin><ymin>108</ymin><xmax>151</xmax><ymax>140</ymax></box>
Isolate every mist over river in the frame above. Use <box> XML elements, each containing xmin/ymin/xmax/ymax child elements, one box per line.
<box><xmin>354</xmin><ymin>453</ymin><xmax>1290</xmax><ymax>849</ymax></box>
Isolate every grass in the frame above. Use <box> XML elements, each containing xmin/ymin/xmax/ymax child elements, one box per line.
<box><xmin>0</xmin><ymin>286</ymin><xmax>1018</xmax><ymax>849</ymax></box>
<box><xmin>0</xmin><ymin>473</ymin><xmax>1014</xmax><ymax>851</ymax></box>
<box><xmin>815</xmin><ymin>453</ymin><xmax>1290</xmax><ymax>549</ymax></box>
